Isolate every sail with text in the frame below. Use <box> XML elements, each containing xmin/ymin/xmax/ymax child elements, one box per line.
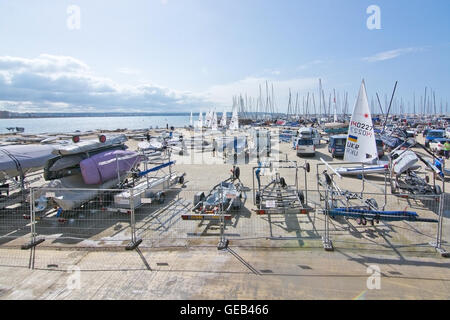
<box><xmin>344</xmin><ymin>80</ymin><xmax>378</xmax><ymax>163</ymax></box>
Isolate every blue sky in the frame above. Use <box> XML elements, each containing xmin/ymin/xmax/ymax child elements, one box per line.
<box><xmin>0</xmin><ymin>0</ymin><xmax>449</xmax><ymax>113</ymax></box>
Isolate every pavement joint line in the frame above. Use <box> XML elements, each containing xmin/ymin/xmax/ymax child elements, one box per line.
<box><xmin>226</xmin><ymin>247</ymin><xmax>260</xmax><ymax>275</ymax></box>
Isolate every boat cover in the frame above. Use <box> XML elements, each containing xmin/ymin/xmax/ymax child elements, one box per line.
<box><xmin>392</xmin><ymin>150</ymin><xmax>419</xmax><ymax>174</ymax></box>
<box><xmin>80</xmin><ymin>150</ymin><xmax>142</xmax><ymax>185</ymax></box>
<box><xmin>0</xmin><ymin>144</ymin><xmax>57</xmax><ymax>181</ymax></box>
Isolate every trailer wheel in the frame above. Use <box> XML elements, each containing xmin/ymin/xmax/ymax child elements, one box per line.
<box><xmin>323</xmin><ymin>172</ymin><xmax>332</xmax><ymax>186</ymax></box>
<box><xmin>178</xmin><ymin>175</ymin><xmax>185</xmax><ymax>185</ymax></box>
<box><xmin>361</xmin><ymin>218</ymin><xmax>367</xmax><ymax>226</ymax></box>
<box><xmin>366</xmin><ymin>198</ymin><xmax>379</xmax><ymax>210</ymax></box>
<box><xmin>233</xmin><ymin>166</ymin><xmax>240</xmax><ymax>180</ymax></box>
<box><xmin>434</xmin><ymin>185</ymin><xmax>442</xmax><ymax>195</ymax></box>
<box><xmin>158</xmin><ymin>193</ymin><xmax>166</xmax><ymax>204</ymax></box>
<box><xmin>391</xmin><ymin>180</ymin><xmax>398</xmax><ymax>194</ymax></box>
<box><xmin>298</xmin><ymin>191</ymin><xmax>305</xmax><ymax>205</ymax></box>
<box><xmin>255</xmin><ymin>192</ymin><xmax>261</xmax><ymax>205</ymax></box>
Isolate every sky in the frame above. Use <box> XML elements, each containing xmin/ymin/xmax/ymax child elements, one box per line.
<box><xmin>0</xmin><ymin>0</ymin><xmax>449</xmax><ymax>114</ymax></box>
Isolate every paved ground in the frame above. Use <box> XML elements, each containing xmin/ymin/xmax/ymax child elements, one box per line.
<box><xmin>0</xmin><ymin>246</ymin><xmax>449</xmax><ymax>300</ymax></box>
<box><xmin>0</xmin><ymin>127</ymin><xmax>449</xmax><ymax>299</ymax></box>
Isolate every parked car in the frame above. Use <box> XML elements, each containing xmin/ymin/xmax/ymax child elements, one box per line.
<box><xmin>425</xmin><ymin>129</ymin><xmax>446</xmax><ymax>148</ymax></box>
<box><xmin>297</xmin><ymin>127</ymin><xmax>321</xmax><ymax>145</ymax></box>
<box><xmin>328</xmin><ymin>135</ymin><xmax>346</xmax><ymax>158</ymax></box>
<box><xmin>430</xmin><ymin>139</ymin><xmax>450</xmax><ymax>156</ymax></box>
<box><xmin>376</xmin><ymin>138</ymin><xmax>385</xmax><ymax>158</ymax></box>
<box><xmin>296</xmin><ymin>138</ymin><xmax>315</xmax><ymax>157</ymax></box>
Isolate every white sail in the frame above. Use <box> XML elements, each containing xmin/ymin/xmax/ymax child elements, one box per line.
<box><xmin>196</xmin><ymin>111</ymin><xmax>203</xmax><ymax>128</ymax></box>
<box><xmin>211</xmin><ymin>110</ymin><xmax>218</xmax><ymax>130</ymax></box>
<box><xmin>344</xmin><ymin>80</ymin><xmax>378</xmax><ymax>163</ymax></box>
<box><xmin>220</xmin><ymin>109</ymin><xmax>227</xmax><ymax>127</ymax></box>
<box><xmin>204</xmin><ymin>110</ymin><xmax>212</xmax><ymax>128</ymax></box>
<box><xmin>190</xmin><ymin>111</ymin><xmax>193</xmax><ymax>127</ymax></box>
<box><xmin>229</xmin><ymin>107</ymin><xmax>239</xmax><ymax>130</ymax></box>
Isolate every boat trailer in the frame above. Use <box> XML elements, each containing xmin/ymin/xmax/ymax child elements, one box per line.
<box><xmin>182</xmin><ymin>166</ymin><xmax>245</xmax><ymax>221</ymax></box>
<box><xmin>252</xmin><ymin>159</ymin><xmax>313</xmax><ymax>215</ymax></box>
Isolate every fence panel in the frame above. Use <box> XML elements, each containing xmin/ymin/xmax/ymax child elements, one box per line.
<box><xmin>321</xmin><ymin>191</ymin><xmax>441</xmax><ymax>254</ymax></box>
<box><xmin>31</xmin><ymin>188</ymin><xmax>134</xmax><ymax>248</ymax></box>
<box><xmin>4</xmin><ymin>180</ymin><xmax>445</xmax><ymax>270</ymax></box>
<box><xmin>0</xmin><ymin>185</ymin><xmax>32</xmax><ymax>267</ymax></box>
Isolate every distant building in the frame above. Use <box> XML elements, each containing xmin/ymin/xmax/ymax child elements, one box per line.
<box><xmin>0</xmin><ymin>111</ymin><xmax>11</xmax><ymax>118</ymax></box>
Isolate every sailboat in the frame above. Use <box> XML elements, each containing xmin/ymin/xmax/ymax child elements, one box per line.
<box><xmin>336</xmin><ymin>80</ymin><xmax>388</xmax><ymax>176</ymax></box>
<box><xmin>220</xmin><ymin>110</ymin><xmax>227</xmax><ymax>127</ymax></box>
<box><xmin>229</xmin><ymin>107</ymin><xmax>239</xmax><ymax>131</ymax></box>
<box><xmin>189</xmin><ymin>111</ymin><xmax>193</xmax><ymax>128</ymax></box>
<box><xmin>204</xmin><ymin>110</ymin><xmax>213</xmax><ymax>128</ymax></box>
<box><xmin>211</xmin><ymin>110</ymin><xmax>218</xmax><ymax>131</ymax></box>
<box><xmin>196</xmin><ymin>111</ymin><xmax>203</xmax><ymax>129</ymax></box>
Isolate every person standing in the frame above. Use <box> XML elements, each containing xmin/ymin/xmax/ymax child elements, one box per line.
<box><xmin>212</xmin><ymin>138</ymin><xmax>217</xmax><ymax>157</ymax></box>
<box><xmin>444</xmin><ymin>140</ymin><xmax>450</xmax><ymax>159</ymax></box>
<box><xmin>255</xmin><ymin>161</ymin><xmax>262</xmax><ymax>190</ymax></box>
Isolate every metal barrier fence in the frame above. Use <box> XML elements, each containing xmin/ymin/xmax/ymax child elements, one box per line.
<box><xmin>0</xmin><ymin>183</ymin><xmax>448</xmax><ymax>270</ymax></box>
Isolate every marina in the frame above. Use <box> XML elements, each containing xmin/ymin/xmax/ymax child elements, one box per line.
<box><xmin>0</xmin><ymin>87</ymin><xmax>449</xmax><ymax>299</ymax></box>
<box><xmin>0</xmin><ymin>0</ymin><xmax>449</xmax><ymax>304</ymax></box>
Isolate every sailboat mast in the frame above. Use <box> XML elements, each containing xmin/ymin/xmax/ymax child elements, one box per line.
<box><xmin>319</xmin><ymin>78</ymin><xmax>322</xmax><ymax>118</ymax></box>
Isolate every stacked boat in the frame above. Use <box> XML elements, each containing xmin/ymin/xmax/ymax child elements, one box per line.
<box><xmin>35</xmin><ymin>134</ymin><xmax>143</xmax><ymax>212</ymax></box>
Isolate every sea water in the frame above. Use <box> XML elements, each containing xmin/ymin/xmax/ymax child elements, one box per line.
<box><xmin>0</xmin><ymin>115</ymin><xmax>191</xmax><ymax>134</ymax></box>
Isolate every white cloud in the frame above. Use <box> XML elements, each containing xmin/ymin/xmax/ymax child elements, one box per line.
<box><xmin>0</xmin><ymin>54</ymin><xmax>326</xmax><ymax>114</ymax></box>
<box><xmin>0</xmin><ymin>54</ymin><xmax>209</xmax><ymax>113</ymax></box>
<box><xmin>363</xmin><ymin>47</ymin><xmax>424</xmax><ymax>62</ymax></box>
<box><xmin>116</xmin><ymin>67</ymin><xmax>141</xmax><ymax>76</ymax></box>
